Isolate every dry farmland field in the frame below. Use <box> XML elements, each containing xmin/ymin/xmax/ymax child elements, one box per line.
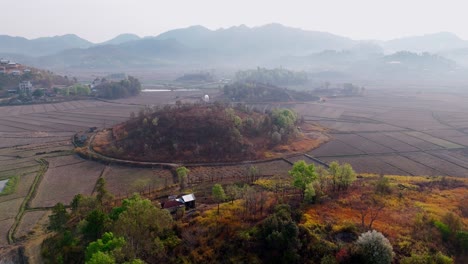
<box><xmin>1</xmin><ymin>88</ymin><xmax>468</xmax><ymax>250</ymax></box>
<box><xmin>307</xmin><ymin>90</ymin><xmax>468</xmax><ymax>177</ymax></box>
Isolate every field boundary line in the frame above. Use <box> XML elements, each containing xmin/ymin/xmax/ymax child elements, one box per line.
<box><xmin>7</xmin><ymin>159</ymin><xmax>48</xmax><ymax>244</ymax></box>
<box><xmin>91</xmin><ymin>166</ymin><xmax>110</xmax><ymax>195</ymax></box>
<box><xmin>303</xmin><ymin>154</ymin><xmax>330</xmax><ymax>168</ymax></box>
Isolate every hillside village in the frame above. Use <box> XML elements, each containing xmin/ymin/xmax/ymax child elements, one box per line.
<box><xmin>0</xmin><ymin>61</ymin><xmax>139</xmax><ymax>104</ymax></box>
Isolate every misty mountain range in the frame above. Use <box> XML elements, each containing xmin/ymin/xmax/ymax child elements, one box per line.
<box><xmin>1</xmin><ymin>24</ymin><xmax>467</xmax><ymax>79</ymax></box>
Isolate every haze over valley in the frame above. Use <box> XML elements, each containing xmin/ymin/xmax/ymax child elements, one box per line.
<box><xmin>0</xmin><ymin>1</ymin><xmax>468</xmax><ymax>264</ymax></box>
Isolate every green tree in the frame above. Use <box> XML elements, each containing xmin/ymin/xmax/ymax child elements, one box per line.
<box><xmin>258</xmin><ymin>204</ymin><xmax>300</xmax><ymax>263</ymax></box>
<box><xmin>329</xmin><ymin>161</ymin><xmax>356</xmax><ymax>191</ymax></box>
<box><xmin>212</xmin><ymin>184</ymin><xmax>227</xmax><ymax>214</ymax></box>
<box><xmin>176</xmin><ymin>166</ymin><xmax>190</xmax><ymax>190</ymax></box>
<box><xmin>95</xmin><ymin>178</ymin><xmax>112</xmax><ymax>206</ymax></box>
<box><xmin>48</xmin><ymin>202</ymin><xmax>69</xmax><ymax>231</ymax></box>
<box><xmin>226</xmin><ymin>184</ymin><xmax>243</xmax><ymax>204</ymax></box>
<box><xmin>82</xmin><ymin>209</ymin><xmax>109</xmax><ymax>241</ymax></box>
<box><xmin>339</xmin><ymin>163</ymin><xmax>356</xmax><ymax>190</ymax></box>
<box><xmin>304</xmin><ymin>183</ymin><xmax>316</xmax><ymax>204</ymax></box>
<box><xmin>86</xmin><ymin>251</ymin><xmax>115</xmax><ymax>264</ymax></box>
<box><xmin>113</xmin><ymin>194</ymin><xmax>173</xmax><ymax>260</ymax></box>
<box><xmin>289</xmin><ymin>160</ymin><xmax>317</xmax><ymax>199</ymax></box>
<box><xmin>375</xmin><ymin>175</ymin><xmax>392</xmax><ymax>194</ymax></box>
<box><xmin>85</xmin><ymin>232</ymin><xmax>125</xmax><ymax>261</ymax></box>
<box><xmin>32</xmin><ymin>89</ymin><xmax>44</xmax><ymax>97</ymax></box>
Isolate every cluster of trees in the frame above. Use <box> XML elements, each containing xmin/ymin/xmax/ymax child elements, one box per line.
<box><xmin>223</xmin><ymin>81</ymin><xmax>318</xmax><ymax>102</ymax></box>
<box><xmin>289</xmin><ymin>160</ymin><xmax>357</xmax><ymax>203</ymax></box>
<box><xmin>235</xmin><ymin>67</ymin><xmax>308</xmax><ymax>86</ymax></box>
<box><xmin>96</xmin><ymin>76</ymin><xmax>141</xmax><ymax>99</ymax></box>
<box><xmin>42</xmin><ymin>179</ymin><xmax>178</xmax><ymax>264</ymax></box>
<box><xmin>41</xmin><ymin>160</ymin><xmax>464</xmax><ymax>263</ymax></box>
<box><xmin>175</xmin><ymin>72</ymin><xmax>214</xmax><ymax>82</ymax></box>
<box><xmin>60</xmin><ymin>84</ymin><xmax>91</xmax><ymax>96</ymax></box>
<box><xmin>107</xmin><ymin>103</ymin><xmax>302</xmax><ymax>162</ymax></box>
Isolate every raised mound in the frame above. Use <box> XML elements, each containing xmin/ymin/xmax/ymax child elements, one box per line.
<box><xmin>89</xmin><ymin>104</ymin><xmax>327</xmax><ymax>163</ymax></box>
<box><xmin>223</xmin><ymin>82</ymin><xmax>319</xmax><ymax>102</ymax></box>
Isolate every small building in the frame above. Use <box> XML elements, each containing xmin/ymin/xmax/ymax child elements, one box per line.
<box><xmin>181</xmin><ymin>193</ymin><xmax>196</xmax><ymax>209</ymax></box>
<box><xmin>23</xmin><ymin>69</ymin><xmax>31</xmax><ymax>73</ymax></box>
<box><xmin>0</xmin><ymin>59</ymin><xmax>9</xmax><ymax>65</ymax></box>
<box><xmin>162</xmin><ymin>193</ymin><xmax>196</xmax><ymax>213</ymax></box>
<box><xmin>162</xmin><ymin>199</ymin><xmax>185</xmax><ymax>213</ymax></box>
<box><xmin>10</xmin><ymin>70</ymin><xmax>21</xmax><ymax>76</ymax></box>
<box><xmin>7</xmin><ymin>62</ymin><xmax>17</xmax><ymax>69</ymax></box>
<box><xmin>18</xmin><ymin>81</ymin><xmax>33</xmax><ymax>94</ymax></box>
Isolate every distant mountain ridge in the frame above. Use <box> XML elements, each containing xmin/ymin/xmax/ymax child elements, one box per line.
<box><xmin>0</xmin><ymin>24</ymin><xmax>466</xmax><ymax>79</ymax></box>
<box><xmin>383</xmin><ymin>32</ymin><xmax>468</xmax><ymax>53</ymax></box>
<box><xmin>0</xmin><ymin>34</ymin><xmax>93</xmax><ymax>56</ymax></box>
<box><xmin>99</xmin><ymin>34</ymin><xmax>141</xmax><ymax>45</ymax></box>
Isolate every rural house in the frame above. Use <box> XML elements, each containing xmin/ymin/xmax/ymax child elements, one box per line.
<box><xmin>18</xmin><ymin>81</ymin><xmax>33</xmax><ymax>94</ymax></box>
<box><xmin>162</xmin><ymin>193</ymin><xmax>196</xmax><ymax>213</ymax></box>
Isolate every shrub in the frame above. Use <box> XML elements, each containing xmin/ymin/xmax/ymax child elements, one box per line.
<box><xmin>321</xmin><ymin>254</ymin><xmax>338</xmax><ymax>264</ymax></box>
<box><xmin>375</xmin><ymin>175</ymin><xmax>392</xmax><ymax>194</ymax></box>
<box><xmin>401</xmin><ymin>252</ymin><xmax>453</xmax><ymax>264</ymax></box>
<box><xmin>456</xmin><ymin>230</ymin><xmax>468</xmax><ymax>253</ymax></box>
<box><xmin>0</xmin><ymin>176</ymin><xmax>19</xmax><ymax>196</ymax></box>
<box><xmin>434</xmin><ymin>220</ymin><xmax>451</xmax><ymax>241</ymax></box>
<box><xmin>354</xmin><ymin>230</ymin><xmax>394</xmax><ymax>264</ymax></box>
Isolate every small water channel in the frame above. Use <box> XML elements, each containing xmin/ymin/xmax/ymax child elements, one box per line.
<box><xmin>0</xmin><ymin>179</ymin><xmax>8</xmax><ymax>192</ymax></box>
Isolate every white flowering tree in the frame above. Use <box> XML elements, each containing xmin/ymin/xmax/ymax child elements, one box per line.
<box><xmin>355</xmin><ymin>230</ymin><xmax>394</xmax><ymax>264</ymax></box>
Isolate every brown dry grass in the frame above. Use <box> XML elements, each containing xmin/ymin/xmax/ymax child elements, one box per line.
<box><xmin>303</xmin><ymin>175</ymin><xmax>468</xmax><ymax>243</ymax></box>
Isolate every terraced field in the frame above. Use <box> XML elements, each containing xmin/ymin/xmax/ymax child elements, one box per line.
<box><xmin>307</xmin><ymin>91</ymin><xmax>468</xmax><ymax>177</ymax></box>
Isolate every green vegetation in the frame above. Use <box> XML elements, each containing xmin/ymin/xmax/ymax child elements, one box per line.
<box><xmin>258</xmin><ymin>204</ymin><xmax>300</xmax><ymax>263</ymax></box>
<box><xmin>98</xmin><ymin>103</ymin><xmax>302</xmax><ymax>162</ymax></box>
<box><xmin>40</xmin><ymin>163</ymin><xmax>467</xmax><ymax>263</ymax></box>
<box><xmin>224</xmin><ymin>81</ymin><xmax>319</xmax><ymax>102</ymax></box>
<box><xmin>212</xmin><ymin>184</ymin><xmax>226</xmax><ymax>214</ymax></box>
<box><xmin>61</xmin><ymin>84</ymin><xmax>91</xmax><ymax>96</ymax></box>
<box><xmin>176</xmin><ymin>167</ymin><xmax>189</xmax><ymax>190</ymax></box>
<box><xmin>235</xmin><ymin>67</ymin><xmax>308</xmax><ymax>85</ymax></box>
<box><xmin>0</xmin><ymin>69</ymin><xmax>74</xmax><ymax>91</ymax></box>
<box><xmin>32</xmin><ymin>89</ymin><xmax>45</xmax><ymax>97</ymax></box>
<box><xmin>0</xmin><ymin>175</ymin><xmax>19</xmax><ymax>196</ymax></box>
<box><xmin>176</xmin><ymin>72</ymin><xmax>214</xmax><ymax>82</ymax></box>
<box><xmin>289</xmin><ymin>160</ymin><xmax>317</xmax><ymax>199</ymax></box>
<box><xmin>96</xmin><ymin>76</ymin><xmax>141</xmax><ymax>99</ymax></box>
<box><xmin>42</xmin><ymin>179</ymin><xmax>174</xmax><ymax>264</ymax></box>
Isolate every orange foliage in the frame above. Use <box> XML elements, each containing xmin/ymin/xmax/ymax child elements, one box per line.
<box><xmin>303</xmin><ymin>175</ymin><xmax>468</xmax><ymax>243</ymax></box>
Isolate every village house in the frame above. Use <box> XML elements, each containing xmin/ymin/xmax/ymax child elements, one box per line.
<box><xmin>10</xmin><ymin>70</ymin><xmax>21</xmax><ymax>76</ymax></box>
<box><xmin>7</xmin><ymin>61</ymin><xmax>17</xmax><ymax>69</ymax></box>
<box><xmin>162</xmin><ymin>193</ymin><xmax>196</xmax><ymax>213</ymax></box>
<box><xmin>18</xmin><ymin>81</ymin><xmax>33</xmax><ymax>94</ymax></box>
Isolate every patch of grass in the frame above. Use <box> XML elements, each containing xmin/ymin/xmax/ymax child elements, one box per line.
<box><xmin>0</xmin><ymin>176</ymin><xmax>19</xmax><ymax>196</ymax></box>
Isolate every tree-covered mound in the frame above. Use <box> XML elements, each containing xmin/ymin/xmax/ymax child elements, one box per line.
<box><xmin>91</xmin><ymin>103</ymin><xmax>314</xmax><ymax>163</ymax></box>
<box><xmin>223</xmin><ymin>82</ymin><xmax>319</xmax><ymax>102</ymax></box>
<box><xmin>95</xmin><ymin>76</ymin><xmax>141</xmax><ymax>99</ymax></box>
<box><xmin>235</xmin><ymin>67</ymin><xmax>308</xmax><ymax>86</ymax></box>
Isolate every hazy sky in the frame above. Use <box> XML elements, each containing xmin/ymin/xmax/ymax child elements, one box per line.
<box><xmin>3</xmin><ymin>0</ymin><xmax>468</xmax><ymax>42</ymax></box>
